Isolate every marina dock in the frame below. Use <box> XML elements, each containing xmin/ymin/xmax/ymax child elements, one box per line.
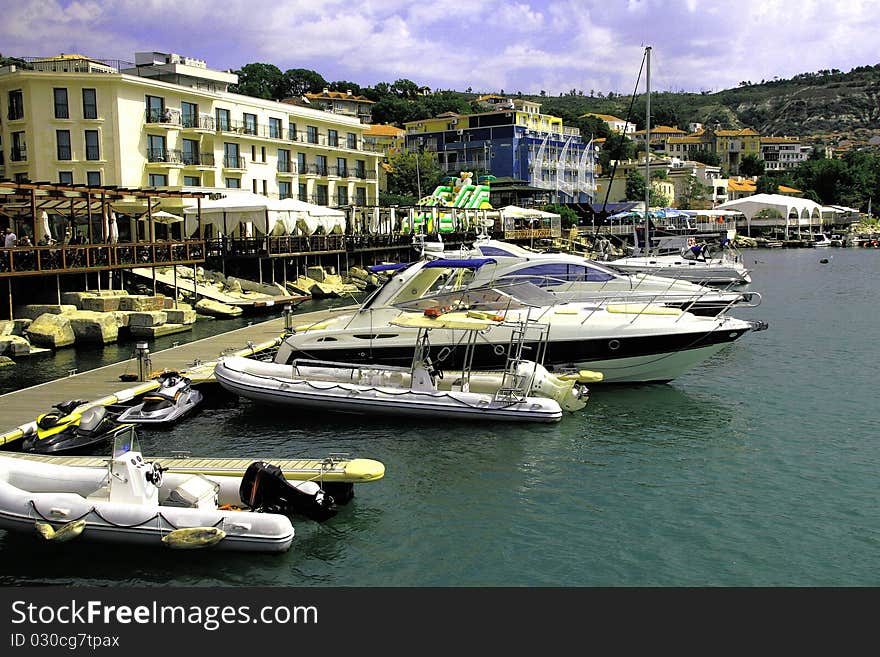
<box><xmin>0</xmin><ymin>305</ymin><xmax>355</xmax><ymax>446</ymax></box>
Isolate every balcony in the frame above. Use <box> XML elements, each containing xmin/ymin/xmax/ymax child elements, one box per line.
<box><xmin>182</xmin><ymin>152</ymin><xmax>215</xmax><ymax>167</ymax></box>
<box><xmin>180</xmin><ymin>114</ymin><xmax>216</xmax><ymax>132</ymax></box>
<box><xmin>305</xmin><ymin>164</ymin><xmax>329</xmax><ymax>176</ymax></box>
<box><xmin>10</xmin><ymin>147</ymin><xmax>27</xmax><ymax>163</ymax></box>
<box><xmin>145</xmin><ymin>108</ymin><xmax>181</xmax><ymax>127</ymax></box>
<box><xmin>147</xmin><ymin>148</ymin><xmax>184</xmax><ymax>166</ymax></box>
<box><xmin>277</xmin><ymin>161</ymin><xmax>297</xmax><ymax>175</ymax></box>
<box><xmin>223</xmin><ymin>155</ymin><xmax>246</xmax><ymax>170</ymax></box>
<box><xmin>329</xmin><ymin>165</ymin><xmax>347</xmax><ymax>178</ymax></box>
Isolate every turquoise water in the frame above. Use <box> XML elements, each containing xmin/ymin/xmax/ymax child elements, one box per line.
<box><xmin>1</xmin><ymin>248</ymin><xmax>878</xmax><ymax>586</ymax></box>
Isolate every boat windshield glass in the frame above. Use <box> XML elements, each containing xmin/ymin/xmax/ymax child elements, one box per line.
<box><xmin>394</xmin><ymin>281</ymin><xmax>556</xmax><ymax>312</ymax></box>
<box><xmin>385</xmin><ymin>266</ymin><xmax>480</xmax><ymax>306</ymax></box>
<box><xmin>112</xmin><ymin>426</ymin><xmax>139</xmax><ymax>458</ymax></box>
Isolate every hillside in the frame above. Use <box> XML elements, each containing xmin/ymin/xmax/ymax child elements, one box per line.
<box><xmin>518</xmin><ymin>64</ymin><xmax>880</xmax><ymax>142</ymax></box>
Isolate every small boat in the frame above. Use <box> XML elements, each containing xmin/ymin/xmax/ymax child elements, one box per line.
<box><xmin>215</xmin><ymin>311</ymin><xmax>597</xmax><ymax>423</ymax></box>
<box><xmin>810</xmin><ymin>233</ymin><xmax>833</xmax><ymax>247</ymax></box>
<box><xmin>116</xmin><ymin>371</ymin><xmax>203</xmax><ymax>425</ymax></box>
<box><xmin>21</xmin><ymin>400</ymin><xmax>133</xmax><ymax>455</ymax></box>
<box><xmin>0</xmin><ymin>431</ymin><xmax>339</xmax><ymax>552</ymax></box>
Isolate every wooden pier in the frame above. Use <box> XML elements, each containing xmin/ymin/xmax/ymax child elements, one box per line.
<box><xmin>0</xmin><ymin>305</ymin><xmax>355</xmax><ymax>446</ymax></box>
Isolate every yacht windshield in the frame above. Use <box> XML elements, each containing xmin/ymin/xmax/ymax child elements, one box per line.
<box><xmin>386</xmin><ymin>266</ymin><xmax>479</xmax><ymax>306</ymax></box>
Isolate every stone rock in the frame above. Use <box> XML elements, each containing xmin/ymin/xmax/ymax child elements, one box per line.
<box><xmin>67</xmin><ymin>311</ymin><xmax>119</xmax><ymax>344</ymax></box>
<box><xmin>26</xmin><ymin>313</ymin><xmax>76</xmax><ymax>348</ymax></box>
<box><xmin>0</xmin><ymin>320</ymin><xmax>15</xmax><ymax>336</ymax></box>
<box><xmin>306</xmin><ymin>266</ymin><xmax>326</xmax><ymax>283</ymax></box>
<box><xmin>289</xmin><ymin>276</ymin><xmax>318</xmax><ymax>296</ymax></box>
<box><xmin>118</xmin><ymin>295</ymin><xmax>166</xmax><ymax>311</ymax></box>
<box><xmin>127</xmin><ymin>311</ymin><xmax>168</xmax><ymax>328</ymax></box>
<box><xmin>129</xmin><ymin>323</ymin><xmax>193</xmax><ymax>339</ymax></box>
<box><xmin>195</xmin><ymin>299</ymin><xmax>243</xmax><ymax>317</ymax></box>
<box><xmin>15</xmin><ymin>304</ymin><xmax>77</xmax><ymax>320</ymax></box>
<box><xmin>12</xmin><ymin>319</ymin><xmax>31</xmax><ymax>336</ymax></box>
<box><xmin>61</xmin><ymin>292</ymin><xmax>96</xmax><ymax>309</ymax></box>
<box><xmin>0</xmin><ymin>356</ymin><xmax>14</xmax><ymax>368</ymax></box>
<box><xmin>165</xmin><ymin>309</ymin><xmax>197</xmax><ymax>324</ymax></box>
<box><xmin>225</xmin><ymin>278</ymin><xmax>243</xmax><ymax>294</ymax></box>
<box><xmin>81</xmin><ymin>296</ymin><xmax>121</xmax><ymax>312</ymax></box>
<box><xmin>109</xmin><ymin>312</ymin><xmax>130</xmax><ymax>328</ymax></box>
<box><xmin>0</xmin><ymin>334</ymin><xmax>31</xmax><ymax>356</ymax></box>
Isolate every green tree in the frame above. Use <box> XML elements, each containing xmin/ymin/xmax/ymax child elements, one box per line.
<box><xmin>329</xmin><ymin>80</ymin><xmax>362</xmax><ymax>95</ymax></box>
<box><xmin>679</xmin><ymin>174</ymin><xmax>710</xmax><ymax>210</ymax></box>
<box><xmin>229</xmin><ymin>63</ymin><xmax>283</xmax><ymax>100</ymax></box>
<box><xmin>756</xmin><ymin>175</ymin><xmax>778</xmax><ymax>194</ymax></box>
<box><xmin>625</xmin><ymin>170</ymin><xmax>667</xmax><ymax>206</ymax></box>
<box><xmin>692</xmin><ymin>150</ymin><xmax>721</xmax><ymax>166</ymax></box>
<box><xmin>740</xmin><ymin>153</ymin><xmax>765</xmax><ymax>177</ymax></box>
<box><xmin>543</xmin><ymin>203</ymin><xmax>579</xmax><ymax>228</ymax></box>
<box><xmin>384</xmin><ymin>150</ymin><xmax>443</xmax><ymax>200</ymax></box>
<box><xmin>279</xmin><ymin>68</ymin><xmax>328</xmax><ymax>97</ymax></box>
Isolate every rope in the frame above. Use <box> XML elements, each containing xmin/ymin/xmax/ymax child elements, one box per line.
<box><xmin>28</xmin><ymin>499</ymin><xmax>225</xmax><ymax>531</ymax></box>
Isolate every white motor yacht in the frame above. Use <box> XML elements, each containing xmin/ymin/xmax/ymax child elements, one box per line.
<box><xmin>276</xmin><ymin>258</ymin><xmax>767</xmax><ymax>384</ymax></box>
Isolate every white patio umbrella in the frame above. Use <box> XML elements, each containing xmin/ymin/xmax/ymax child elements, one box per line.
<box><xmin>37</xmin><ymin>210</ymin><xmax>52</xmax><ymax>242</ymax></box>
<box><xmin>109</xmin><ymin>212</ymin><xmax>119</xmax><ymax>244</ymax></box>
<box><xmin>149</xmin><ymin>210</ymin><xmax>184</xmax><ymax>224</ymax></box>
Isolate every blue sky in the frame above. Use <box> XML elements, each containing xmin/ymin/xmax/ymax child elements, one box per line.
<box><xmin>3</xmin><ymin>0</ymin><xmax>879</xmax><ymax>95</ymax></box>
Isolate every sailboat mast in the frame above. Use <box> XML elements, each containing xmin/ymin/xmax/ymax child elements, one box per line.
<box><xmin>644</xmin><ymin>45</ymin><xmax>651</xmax><ymax>254</ymax></box>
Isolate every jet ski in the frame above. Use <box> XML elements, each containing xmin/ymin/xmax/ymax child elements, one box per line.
<box><xmin>116</xmin><ymin>371</ymin><xmax>203</xmax><ymax>426</ymax></box>
<box><xmin>21</xmin><ymin>400</ymin><xmax>134</xmax><ymax>455</ymax></box>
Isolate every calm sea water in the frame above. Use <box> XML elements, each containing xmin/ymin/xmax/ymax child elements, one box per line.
<box><xmin>1</xmin><ymin>248</ymin><xmax>877</xmax><ymax>586</ymax></box>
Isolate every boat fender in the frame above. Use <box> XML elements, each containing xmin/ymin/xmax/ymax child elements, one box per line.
<box><xmin>162</xmin><ymin>527</ymin><xmax>226</xmax><ymax>549</ymax></box>
<box><xmin>35</xmin><ymin>520</ymin><xmax>86</xmax><ymax>542</ymax></box>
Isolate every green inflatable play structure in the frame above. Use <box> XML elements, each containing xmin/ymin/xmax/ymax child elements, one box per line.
<box><xmin>411</xmin><ymin>171</ymin><xmax>492</xmax><ymax>233</ymax></box>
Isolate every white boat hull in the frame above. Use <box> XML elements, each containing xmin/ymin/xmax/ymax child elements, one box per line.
<box><xmin>215</xmin><ymin>357</ymin><xmax>563</xmax><ymax>422</ymax></box>
<box><xmin>609</xmin><ymin>257</ymin><xmax>751</xmax><ymax>285</ymax></box>
<box><xmin>0</xmin><ymin>456</ymin><xmax>294</xmax><ymax>552</ymax></box>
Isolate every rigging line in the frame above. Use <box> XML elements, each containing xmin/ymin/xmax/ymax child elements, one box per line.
<box><xmin>598</xmin><ymin>48</ymin><xmax>649</xmax><ymax>226</ymax></box>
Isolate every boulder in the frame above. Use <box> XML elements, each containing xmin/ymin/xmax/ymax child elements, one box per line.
<box><xmin>0</xmin><ymin>320</ymin><xmax>16</xmax><ymax>336</ymax></box>
<box><xmin>61</xmin><ymin>291</ymin><xmax>96</xmax><ymax>309</ymax></box>
<box><xmin>81</xmin><ymin>296</ymin><xmax>121</xmax><ymax>312</ymax></box>
<box><xmin>129</xmin><ymin>323</ymin><xmax>193</xmax><ymax>339</ymax></box>
<box><xmin>195</xmin><ymin>299</ymin><xmax>243</xmax><ymax>317</ymax></box>
<box><xmin>306</xmin><ymin>266</ymin><xmax>327</xmax><ymax>283</ymax></box>
<box><xmin>225</xmin><ymin>278</ymin><xmax>243</xmax><ymax>294</ymax></box>
<box><xmin>118</xmin><ymin>295</ymin><xmax>166</xmax><ymax>312</ymax></box>
<box><xmin>12</xmin><ymin>319</ymin><xmax>31</xmax><ymax>336</ymax></box>
<box><xmin>67</xmin><ymin>310</ymin><xmax>119</xmax><ymax>344</ymax></box>
<box><xmin>165</xmin><ymin>309</ymin><xmax>197</xmax><ymax>324</ymax></box>
<box><xmin>0</xmin><ymin>334</ymin><xmax>31</xmax><ymax>356</ymax></box>
<box><xmin>127</xmin><ymin>311</ymin><xmax>168</xmax><ymax>328</ymax></box>
<box><xmin>0</xmin><ymin>356</ymin><xmax>14</xmax><ymax>368</ymax></box>
<box><xmin>15</xmin><ymin>304</ymin><xmax>77</xmax><ymax>320</ymax></box>
<box><xmin>289</xmin><ymin>276</ymin><xmax>318</xmax><ymax>296</ymax></box>
<box><xmin>26</xmin><ymin>313</ymin><xmax>76</xmax><ymax>348</ymax></box>
<box><xmin>109</xmin><ymin>312</ymin><xmax>130</xmax><ymax>328</ymax></box>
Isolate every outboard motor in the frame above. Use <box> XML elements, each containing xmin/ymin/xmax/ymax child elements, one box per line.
<box><xmin>239</xmin><ymin>461</ymin><xmax>337</xmax><ymax>522</ymax></box>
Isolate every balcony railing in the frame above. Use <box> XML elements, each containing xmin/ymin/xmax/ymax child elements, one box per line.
<box><xmin>7</xmin><ymin>108</ymin><xmax>24</xmax><ymax>121</ymax></box>
<box><xmin>146</xmin><ymin>108</ymin><xmax>181</xmax><ymax>125</ymax></box>
<box><xmin>181</xmin><ymin>152</ymin><xmax>214</xmax><ymax>166</ymax></box>
<box><xmin>0</xmin><ymin>240</ymin><xmax>205</xmax><ymax>277</ymax></box>
<box><xmin>223</xmin><ymin>155</ymin><xmax>246</xmax><ymax>169</ymax></box>
<box><xmin>181</xmin><ymin>114</ymin><xmax>216</xmax><ymax>130</ymax></box>
<box><xmin>147</xmin><ymin>148</ymin><xmax>183</xmax><ymax>164</ymax></box>
<box><xmin>277</xmin><ymin>161</ymin><xmax>297</xmax><ymax>173</ymax></box>
<box><xmin>10</xmin><ymin>147</ymin><xmax>27</xmax><ymax>162</ymax></box>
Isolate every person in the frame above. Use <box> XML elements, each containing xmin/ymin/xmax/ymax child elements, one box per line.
<box><xmin>4</xmin><ymin>227</ymin><xmax>17</xmax><ymax>248</ymax></box>
<box><xmin>17</xmin><ymin>234</ymin><xmax>32</xmax><ymax>247</ymax></box>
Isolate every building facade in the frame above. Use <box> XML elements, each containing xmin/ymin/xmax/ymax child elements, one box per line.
<box><xmin>760</xmin><ymin>136</ymin><xmax>809</xmax><ymax>171</ymax></box>
<box><xmin>404</xmin><ymin>98</ymin><xmax>597</xmax><ymax>204</ymax></box>
<box><xmin>303</xmin><ymin>88</ymin><xmax>375</xmax><ymax>124</ymax></box>
<box><xmin>581</xmin><ymin>112</ymin><xmax>636</xmax><ymax>136</ymax></box>
<box><xmin>0</xmin><ymin>52</ymin><xmax>381</xmax><ymax>209</ymax></box>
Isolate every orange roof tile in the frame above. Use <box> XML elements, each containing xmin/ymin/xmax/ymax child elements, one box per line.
<box><xmin>304</xmin><ymin>91</ymin><xmax>375</xmax><ymax>104</ymax></box>
<box><xmin>366</xmin><ymin>124</ymin><xmax>405</xmax><ymax>137</ymax></box>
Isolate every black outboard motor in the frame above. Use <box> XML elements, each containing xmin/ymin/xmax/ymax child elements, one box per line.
<box><xmin>239</xmin><ymin>461</ymin><xmax>337</xmax><ymax>522</ymax></box>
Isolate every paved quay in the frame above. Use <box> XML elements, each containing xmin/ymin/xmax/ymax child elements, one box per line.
<box><xmin>0</xmin><ymin>305</ymin><xmax>356</xmax><ymax>445</ymax></box>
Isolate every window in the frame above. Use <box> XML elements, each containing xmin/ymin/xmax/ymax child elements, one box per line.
<box><xmin>499</xmin><ymin>263</ymin><xmax>614</xmax><ymax>287</ymax></box>
<box><xmin>297</xmin><ymin>152</ymin><xmax>306</xmax><ymax>173</ymax></box>
<box><xmin>148</xmin><ymin>134</ymin><xmax>166</xmax><ymax>162</ymax></box>
<box><xmin>307</xmin><ymin>126</ymin><xmax>318</xmax><ymax>144</ymax></box>
<box><xmin>298</xmin><ymin>183</ymin><xmax>307</xmax><ymax>200</ymax></box>
<box><xmin>53</xmin><ymin>88</ymin><xmax>69</xmax><ymax>119</ymax></box>
<box><xmin>59</xmin><ymin>171</ymin><xmax>74</xmax><ymax>185</ymax></box>
<box><xmin>145</xmin><ymin>95</ymin><xmax>165</xmax><ymax>123</ymax></box>
<box><xmin>278</xmin><ymin>181</ymin><xmax>291</xmax><ymax>199</ymax></box>
<box><xmin>355</xmin><ymin>159</ymin><xmax>366</xmax><ymax>178</ymax></box>
<box><xmin>56</xmin><ymin>130</ymin><xmax>72</xmax><ymax>160</ymax></box>
<box><xmin>8</xmin><ymin>90</ymin><xmax>24</xmax><ymax>120</ymax></box>
<box><xmin>355</xmin><ymin>187</ymin><xmax>366</xmax><ymax>206</ymax></box>
<box><xmin>269</xmin><ymin>117</ymin><xmax>282</xmax><ymax>139</ymax></box>
<box><xmin>262</xmin><ymin>179</ymin><xmax>268</xmax><ymax>195</ymax></box>
<box><xmin>84</xmin><ymin>130</ymin><xmax>100</xmax><ymax>160</ymax></box>
<box><xmin>148</xmin><ymin>173</ymin><xmax>167</xmax><ymax>186</ymax></box>
<box><xmin>225</xmin><ymin>177</ymin><xmax>241</xmax><ymax>189</ymax></box>
<box><xmin>315</xmin><ymin>155</ymin><xmax>327</xmax><ymax>176</ymax></box>
<box><xmin>337</xmin><ymin>186</ymin><xmax>348</xmax><ymax>206</ymax></box>
<box><xmin>243</xmin><ymin>112</ymin><xmax>257</xmax><ymax>135</ymax></box>
<box><xmin>328</xmin><ymin>129</ymin><xmax>338</xmax><ymax>147</ymax></box>
<box><xmin>278</xmin><ymin>149</ymin><xmax>291</xmax><ymax>173</ymax></box>
<box><xmin>182</xmin><ymin>138</ymin><xmax>199</xmax><ymax>165</ymax></box>
<box><xmin>82</xmin><ymin>88</ymin><xmax>97</xmax><ymax>119</ymax></box>
<box><xmin>251</xmin><ymin>145</ymin><xmax>256</xmax><ymax>161</ymax></box>
<box><xmin>261</xmin><ymin>146</ymin><xmax>266</xmax><ymax>163</ymax></box>
<box><xmin>216</xmin><ymin>108</ymin><xmax>231</xmax><ymax>131</ymax></box>
<box><xmin>183</xmin><ymin>175</ymin><xmax>200</xmax><ymax>186</ymax></box>
<box><xmin>224</xmin><ymin>142</ymin><xmax>240</xmax><ymax>168</ymax></box>
<box><xmin>87</xmin><ymin>171</ymin><xmax>101</xmax><ymax>186</ymax></box>
<box><xmin>347</xmin><ymin>132</ymin><xmax>357</xmax><ymax>149</ymax></box>
<box><xmin>315</xmin><ymin>184</ymin><xmax>328</xmax><ymax>205</ymax></box>
<box><xmin>181</xmin><ymin>101</ymin><xmax>198</xmax><ymax>128</ymax></box>
<box><xmin>336</xmin><ymin>157</ymin><xmax>347</xmax><ymax>177</ymax></box>
<box><xmin>288</xmin><ymin>121</ymin><xmax>297</xmax><ymax>141</ymax></box>
<box><xmin>252</xmin><ymin>179</ymin><xmax>258</xmax><ymax>194</ymax></box>
<box><xmin>11</xmin><ymin>131</ymin><xmax>26</xmax><ymax>161</ymax></box>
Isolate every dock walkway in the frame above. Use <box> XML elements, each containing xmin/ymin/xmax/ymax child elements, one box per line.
<box><xmin>0</xmin><ymin>305</ymin><xmax>355</xmax><ymax>445</ymax></box>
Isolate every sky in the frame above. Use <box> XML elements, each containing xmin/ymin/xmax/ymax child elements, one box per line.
<box><xmin>3</xmin><ymin>0</ymin><xmax>880</xmax><ymax>96</ymax></box>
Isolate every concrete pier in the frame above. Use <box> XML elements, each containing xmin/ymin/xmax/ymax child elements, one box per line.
<box><xmin>0</xmin><ymin>305</ymin><xmax>356</xmax><ymax>445</ymax></box>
